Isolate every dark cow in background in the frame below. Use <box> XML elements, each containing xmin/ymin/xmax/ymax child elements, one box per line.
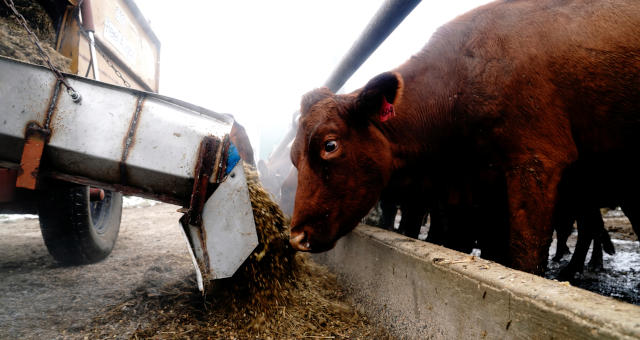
<box><xmin>289</xmin><ymin>0</ymin><xmax>640</xmax><ymax>274</ymax></box>
<box><xmin>552</xmin><ymin>159</ymin><xmax>640</xmax><ymax>279</ymax></box>
<box><xmin>374</xmin><ymin>188</ymin><xmax>429</xmax><ymax>239</ymax></box>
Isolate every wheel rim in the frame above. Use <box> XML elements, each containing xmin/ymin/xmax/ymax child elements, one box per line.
<box><xmin>90</xmin><ymin>190</ymin><xmax>112</xmax><ymax>235</ymax></box>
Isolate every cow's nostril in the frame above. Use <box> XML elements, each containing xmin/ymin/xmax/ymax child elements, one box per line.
<box><xmin>290</xmin><ymin>230</ymin><xmax>311</xmax><ymax>251</ymax></box>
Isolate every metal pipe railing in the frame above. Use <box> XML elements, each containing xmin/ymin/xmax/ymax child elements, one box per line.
<box><xmin>264</xmin><ymin>0</ymin><xmax>421</xmax><ymax>201</ymax></box>
<box><xmin>323</xmin><ymin>0</ymin><xmax>421</xmax><ymax>93</ymax></box>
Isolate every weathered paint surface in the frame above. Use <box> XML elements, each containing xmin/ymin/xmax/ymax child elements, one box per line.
<box><xmin>16</xmin><ymin>124</ymin><xmax>49</xmax><ymax>189</ymax></box>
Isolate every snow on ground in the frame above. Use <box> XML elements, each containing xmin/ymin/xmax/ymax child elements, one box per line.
<box><xmin>0</xmin><ymin>196</ymin><xmax>159</xmax><ymax>223</ymax></box>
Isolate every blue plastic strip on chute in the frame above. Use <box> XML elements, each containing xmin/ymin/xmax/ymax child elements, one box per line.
<box><xmin>225</xmin><ymin>142</ymin><xmax>241</xmax><ymax>176</ymax></box>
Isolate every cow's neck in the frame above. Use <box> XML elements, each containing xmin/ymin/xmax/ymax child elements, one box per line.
<box><xmin>374</xmin><ymin>61</ymin><xmax>463</xmax><ymax>174</ymax></box>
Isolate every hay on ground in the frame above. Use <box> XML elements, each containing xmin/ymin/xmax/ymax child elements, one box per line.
<box><xmin>83</xmin><ymin>163</ymin><xmax>392</xmax><ymax>339</ymax></box>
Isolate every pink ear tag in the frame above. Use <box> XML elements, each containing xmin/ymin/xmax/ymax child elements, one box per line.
<box><xmin>380</xmin><ymin>97</ymin><xmax>396</xmax><ymax>122</ymax></box>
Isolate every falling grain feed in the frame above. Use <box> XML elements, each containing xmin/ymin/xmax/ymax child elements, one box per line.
<box><xmin>82</xmin><ymin>163</ymin><xmax>392</xmax><ymax>339</ymax></box>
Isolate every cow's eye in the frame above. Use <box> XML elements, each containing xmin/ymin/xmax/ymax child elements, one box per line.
<box><xmin>324</xmin><ymin>140</ymin><xmax>338</xmax><ymax>153</ymax></box>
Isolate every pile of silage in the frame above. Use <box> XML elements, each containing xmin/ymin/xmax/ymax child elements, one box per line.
<box><xmin>0</xmin><ymin>0</ymin><xmax>71</xmax><ymax>72</ymax></box>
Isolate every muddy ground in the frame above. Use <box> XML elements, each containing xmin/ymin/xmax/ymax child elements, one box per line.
<box><xmin>0</xmin><ymin>203</ymin><xmax>389</xmax><ymax>339</ymax></box>
<box><xmin>546</xmin><ymin>210</ymin><xmax>640</xmax><ymax>305</ymax></box>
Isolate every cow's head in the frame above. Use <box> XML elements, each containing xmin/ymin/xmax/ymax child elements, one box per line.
<box><xmin>289</xmin><ymin>72</ymin><xmax>403</xmax><ymax>252</ymax></box>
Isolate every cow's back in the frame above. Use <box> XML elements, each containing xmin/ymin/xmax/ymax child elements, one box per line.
<box><xmin>395</xmin><ymin>0</ymin><xmax>640</xmax><ymax>156</ymax></box>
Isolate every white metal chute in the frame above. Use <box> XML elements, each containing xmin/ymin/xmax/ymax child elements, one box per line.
<box><xmin>1</xmin><ymin>56</ymin><xmax>258</xmax><ymax>292</ymax></box>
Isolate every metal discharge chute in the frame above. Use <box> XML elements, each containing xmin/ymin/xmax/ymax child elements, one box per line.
<box><xmin>0</xmin><ymin>56</ymin><xmax>258</xmax><ymax>291</ymax></box>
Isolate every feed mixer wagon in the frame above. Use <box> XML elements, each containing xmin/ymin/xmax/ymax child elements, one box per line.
<box><xmin>0</xmin><ymin>55</ymin><xmax>259</xmax><ymax>292</ymax></box>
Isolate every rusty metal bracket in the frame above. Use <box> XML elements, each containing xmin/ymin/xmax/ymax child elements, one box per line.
<box><xmin>16</xmin><ymin>79</ymin><xmax>62</xmax><ymax>190</ymax></box>
<box><xmin>16</xmin><ymin>123</ymin><xmax>51</xmax><ymax>190</ymax></box>
<box><xmin>178</xmin><ymin>133</ymin><xmax>257</xmax><ymax>291</ymax></box>
<box><xmin>214</xmin><ymin>135</ymin><xmax>231</xmax><ymax>184</ymax></box>
<box><xmin>185</xmin><ymin>136</ymin><xmax>223</xmax><ymax>227</ymax></box>
<box><xmin>179</xmin><ymin>134</ymin><xmax>225</xmax><ymax>289</ymax></box>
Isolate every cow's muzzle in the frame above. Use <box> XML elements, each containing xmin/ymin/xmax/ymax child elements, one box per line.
<box><xmin>289</xmin><ymin>230</ymin><xmax>311</xmax><ymax>251</ymax></box>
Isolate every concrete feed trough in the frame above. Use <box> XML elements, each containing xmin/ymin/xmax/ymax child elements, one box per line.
<box><xmin>313</xmin><ymin>225</ymin><xmax>640</xmax><ymax>339</ymax></box>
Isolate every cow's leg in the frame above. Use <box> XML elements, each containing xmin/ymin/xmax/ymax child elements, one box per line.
<box><xmin>553</xmin><ymin>226</ymin><xmax>573</xmax><ymax>261</ymax></box>
<box><xmin>551</xmin><ymin>166</ymin><xmax>576</xmax><ymax>262</ymax></box>
<box><xmin>444</xmin><ymin>203</ymin><xmax>475</xmax><ymax>254</ymax></box>
<box><xmin>426</xmin><ymin>200</ymin><xmax>447</xmax><ymax>245</ymax></box>
<box><xmin>588</xmin><ymin>238</ymin><xmax>604</xmax><ymax>271</ymax></box>
<box><xmin>505</xmin><ymin>156</ymin><xmax>570</xmax><ymax>274</ymax></box>
<box><xmin>595</xmin><ymin>208</ymin><xmax>615</xmax><ymax>256</ymax></box>
<box><xmin>589</xmin><ymin>209</ymin><xmax>615</xmax><ymax>269</ymax></box>
<box><xmin>552</xmin><ymin>211</ymin><xmax>574</xmax><ymax>262</ymax></box>
<box><xmin>380</xmin><ymin>197</ymin><xmax>399</xmax><ymax>231</ymax></box>
<box><xmin>398</xmin><ymin>202</ymin><xmax>429</xmax><ymax>239</ymax></box>
<box><xmin>477</xmin><ymin>205</ymin><xmax>510</xmax><ymax>264</ymax></box>
<box><xmin>559</xmin><ymin>209</ymin><xmax>597</xmax><ymax>279</ymax></box>
<box><xmin>474</xmin><ymin>171</ymin><xmax>510</xmax><ymax>264</ymax></box>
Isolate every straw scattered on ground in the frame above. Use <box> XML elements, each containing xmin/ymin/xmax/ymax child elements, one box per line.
<box><xmin>82</xmin><ymin>164</ymin><xmax>392</xmax><ymax>339</ymax></box>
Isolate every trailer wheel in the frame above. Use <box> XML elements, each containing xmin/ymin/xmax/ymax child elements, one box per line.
<box><xmin>38</xmin><ymin>181</ymin><xmax>122</xmax><ymax>265</ymax></box>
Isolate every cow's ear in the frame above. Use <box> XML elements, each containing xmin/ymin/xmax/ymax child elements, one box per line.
<box><xmin>300</xmin><ymin>87</ymin><xmax>333</xmax><ymax>116</ymax></box>
<box><xmin>356</xmin><ymin>72</ymin><xmax>403</xmax><ymax>123</ymax></box>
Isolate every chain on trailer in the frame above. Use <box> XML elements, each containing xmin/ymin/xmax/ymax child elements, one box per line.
<box><xmin>75</xmin><ymin>0</ymin><xmax>131</xmax><ymax>88</ymax></box>
<box><xmin>2</xmin><ymin>0</ymin><xmax>81</xmax><ymax>102</ymax></box>
<box><xmin>78</xmin><ymin>26</ymin><xmax>132</xmax><ymax>88</ymax></box>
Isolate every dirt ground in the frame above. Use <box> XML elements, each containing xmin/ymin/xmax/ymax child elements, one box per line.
<box><xmin>1</xmin><ymin>205</ymin><xmax>637</xmax><ymax>339</ymax></box>
<box><xmin>0</xmin><ymin>203</ymin><xmax>390</xmax><ymax>339</ymax></box>
<box><xmin>602</xmin><ymin>210</ymin><xmax>638</xmax><ymax>241</ymax></box>
<box><xmin>0</xmin><ymin>203</ymin><xmax>188</xmax><ymax>339</ymax></box>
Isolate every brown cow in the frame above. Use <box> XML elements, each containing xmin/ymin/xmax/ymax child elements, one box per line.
<box><xmin>289</xmin><ymin>0</ymin><xmax>640</xmax><ymax>274</ymax></box>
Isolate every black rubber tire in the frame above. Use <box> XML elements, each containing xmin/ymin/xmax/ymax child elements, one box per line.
<box><xmin>37</xmin><ymin>181</ymin><xmax>123</xmax><ymax>265</ymax></box>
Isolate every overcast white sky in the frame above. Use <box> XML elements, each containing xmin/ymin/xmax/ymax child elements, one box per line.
<box><xmin>135</xmin><ymin>0</ymin><xmax>492</xmax><ymax>160</ymax></box>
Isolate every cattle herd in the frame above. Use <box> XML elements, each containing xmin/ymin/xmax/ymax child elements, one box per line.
<box><xmin>286</xmin><ymin>0</ymin><xmax>640</xmax><ymax>279</ymax></box>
